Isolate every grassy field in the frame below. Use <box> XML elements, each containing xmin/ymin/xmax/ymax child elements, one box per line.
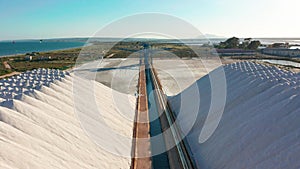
<box><xmin>0</xmin><ymin>48</ymin><xmax>80</xmax><ymax>75</ymax></box>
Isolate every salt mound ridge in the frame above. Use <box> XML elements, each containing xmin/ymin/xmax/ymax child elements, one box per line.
<box><xmin>0</xmin><ymin>68</ymin><xmax>67</xmax><ymax>105</ymax></box>
<box><xmin>0</xmin><ymin>68</ymin><xmax>135</xmax><ymax>169</ymax></box>
<box><xmin>170</xmin><ymin>61</ymin><xmax>300</xmax><ymax>169</ymax></box>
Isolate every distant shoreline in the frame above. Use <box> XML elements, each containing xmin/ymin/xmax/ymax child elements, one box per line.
<box><xmin>0</xmin><ymin>40</ymin><xmax>91</xmax><ymax>57</ymax></box>
<box><xmin>0</xmin><ymin>46</ymin><xmax>84</xmax><ymax>58</ymax></box>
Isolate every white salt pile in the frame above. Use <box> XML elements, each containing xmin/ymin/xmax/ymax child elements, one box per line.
<box><xmin>169</xmin><ymin>61</ymin><xmax>300</xmax><ymax>169</ymax></box>
<box><xmin>0</xmin><ymin>68</ymin><xmax>135</xmax><ymax>169</ymax></box>
<box><xmin>0</xmin><ymin>68</ymin><xmax>66</xmax><ymax>106</ymax></box>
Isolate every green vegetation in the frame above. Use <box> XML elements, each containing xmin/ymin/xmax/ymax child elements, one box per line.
<box><xmin>85</xmin><ymin>41</ymin><xmax>200</xmax><ymax>59</ymax></box>
<box><xmin>216</xmin><ymin>37</ymin><xmax>261</xmax><ymax>50</ymax></box>
<box><xmin>103</xmin><ymin>41</ymin><xmax>143</xmax><ymax>58</ymax></box>
<box><xmin>150</xmin><ymin>43</ymin><xmax>199</xmax><ymax>58</ymax></box>
<box><xmin>247</xmin><ymin>41</ymin><xmax>261</xmax><ymax>50</ymax></box>
<box><xmin>218</xmin><ymin>37</ymin><xmax>240</xmax><ymax>49</ymax></box>
<box><xmin>0</xmin><ymin>40</ymin><xmax>298</xmax><ymax>78</ymax></box>
<box><xmin>0</xmin><ymin>48</ymin><xmax>81</xmax><ymax>77</ymax></box>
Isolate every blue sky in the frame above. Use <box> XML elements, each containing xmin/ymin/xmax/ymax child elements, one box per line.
<box><xmin>0</xmin><ymin>0</ymin><xmax>299</xmax><ymax>40</ymax></box>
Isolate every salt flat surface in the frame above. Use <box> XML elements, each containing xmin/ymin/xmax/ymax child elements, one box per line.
<box><xmin>75</xmin><ymin>58</ymin><xmax>139</xmax><ymax>95</ymax></box>
<box><xmin>153</xmin><ymin>58</ymin><xmax>219</xmax><ymax>96</ymax></box>
<box><xmin>169</xmin><ymin>61</ymin><xmax>300</xmax><ymax>169</ymax></box>
<box><xmin>0</xmin><ymin>68</ymin><xmax>136</xmax><ymax>169</ymax></box>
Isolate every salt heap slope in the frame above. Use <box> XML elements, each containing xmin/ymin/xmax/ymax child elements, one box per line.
<box><xmin>0</xmin><ymin>68</ymin><xmax>135</xmax><ymax>169</ymax></box>
<box><xmin>169</xmin><ymin>62</ymin><xmax>300</xmax><ymax>169</ymax></box>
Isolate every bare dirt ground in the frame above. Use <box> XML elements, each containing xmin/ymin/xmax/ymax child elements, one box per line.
<box><xmin>0</xmin><ymin>71</ymin><xmax>20</xmax><ymax>79</ymax></box>
<box><xmin>3</xmin><ymin>61</ymin><xmax>11</xmax><ymax>69</ymax></box>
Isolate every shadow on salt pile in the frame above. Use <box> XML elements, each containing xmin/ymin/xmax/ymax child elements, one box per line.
<box><xmin>74</xmin><ymin>63</ymin><xmax>139</xmax><ymax>72</ymax></box>
<box><xmin>168</xmin><ymin>61</ymin><xmax>300</xmax><ymax>169</ymax></box>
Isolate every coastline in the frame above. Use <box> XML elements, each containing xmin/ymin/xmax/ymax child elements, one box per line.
<box><xmin>0</xmin><ymin>45</ymin><xmax>86</xmax><ymax>58</ymax></box>
<box><xmin>0</xmin><ymin>46</ymin><xmax>86</xmax><ymax>79</ymax></box>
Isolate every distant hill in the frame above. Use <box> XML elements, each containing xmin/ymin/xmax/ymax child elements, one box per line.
<box><xmin>196</xmin><ymin>34</ymin><xmax>226</xmax><ymax>39</ymax></box>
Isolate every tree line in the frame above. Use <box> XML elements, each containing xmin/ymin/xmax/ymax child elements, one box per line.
<box><xmin>216</xmin><ymin>37</ymin><xmax>261</xmax><ymax>50</ymax></box>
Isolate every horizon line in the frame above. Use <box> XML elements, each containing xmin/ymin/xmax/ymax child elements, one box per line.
<box><xmin>2</xmin><ymin>36</ymin><xmax>300</xmax><ymax>42</ymax></box>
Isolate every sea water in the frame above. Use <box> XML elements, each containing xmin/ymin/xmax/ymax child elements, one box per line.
<box><xmin>0</xmin><ymin>40</ymin><xmax>85</xmax><ymax>56</ymax></box>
